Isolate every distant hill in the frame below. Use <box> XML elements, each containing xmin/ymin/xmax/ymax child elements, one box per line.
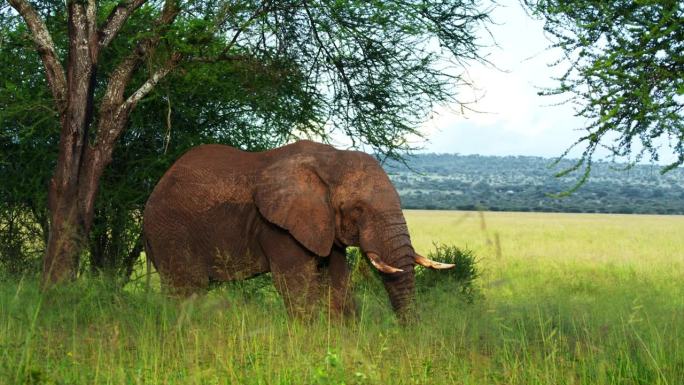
<box><xmin>383</xmin><ymin>154</ymin><xmax>684</xmax><ymax>215</ymax></box>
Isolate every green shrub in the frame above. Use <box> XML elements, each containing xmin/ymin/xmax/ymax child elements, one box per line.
<box><xmin>415</xmin><ymin>243</ymin><xmax>479</xmax><ymax>303</ymax></box>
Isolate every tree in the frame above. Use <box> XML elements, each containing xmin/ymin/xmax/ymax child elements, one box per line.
<box><xmin>523</xmin><ymin>0</ymin><xmax>683</xmax><ymax>188</ymax></box>
<box><xmin>1</xmin><ymin>0</ymin><xmax>492</xmax><ymax>285</ymax></box>
<box><xmin>1</xmin><ymin>4</ymin><xmax>324</xmax><ymax>280</ymax></box>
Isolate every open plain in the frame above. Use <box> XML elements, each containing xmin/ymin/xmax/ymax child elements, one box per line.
<box><xmin>1</xmin><ymin>210</ymin><xmax>683</xmax><ymax>384</ymax></box>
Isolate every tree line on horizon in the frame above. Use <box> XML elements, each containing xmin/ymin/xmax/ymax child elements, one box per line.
<box><xmin>386</xmin><ymin>154</ymin><xmax>684</xmax><ymax>215</ymax></box>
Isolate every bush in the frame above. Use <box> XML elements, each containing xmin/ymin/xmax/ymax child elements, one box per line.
<box><xmin>347</xmin><ymin>244</ymin><xmax>480</xmax><ymax>303</ymax></box>
<box><xmin>416</xmin><ymin>243</ymin><xmax>479</xmax><ymax>303</ymax></box>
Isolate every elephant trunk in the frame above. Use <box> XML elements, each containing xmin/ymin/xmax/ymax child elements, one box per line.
<box><xmin>361</xmin><ymin>211</ymin><xmax>418</xmax><ymax>319</ymax></box>
<box><xmin>382</xmin><ymin>262</ymin><xmax>416</xmax><ymax>320</ymax></box>
<box><xmin>382</xmin><ymin>231</ymin><xmax>417</xmax><ymax>319</ymax></box>
<box><xmin>360</xmin><ymin>210</ymin><xmax>456</xmax><ymax>320</ymax></box>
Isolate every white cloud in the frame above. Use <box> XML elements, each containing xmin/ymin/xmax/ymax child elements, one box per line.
<box><xmin>418</xmin><ymin>0</ymin><xmax>587</xmax><ymax>157</ymax></box>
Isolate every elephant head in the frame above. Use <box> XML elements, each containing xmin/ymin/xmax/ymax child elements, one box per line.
<box><xmin>254</xmin><ymin>144</ymin><xmax>452</xmax><ymax>318</ymax></box>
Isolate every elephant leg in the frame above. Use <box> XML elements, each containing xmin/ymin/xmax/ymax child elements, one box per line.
<box><xmin>162</xmin><ymin>263</ymin><xmax>209</xmax><ymax>297</ymax></box>
<box><xmin>150</xmin><ymin>235</ymin><xmax>209</xmax><ymax>297</ymax></box>
<box><xmin>325</xmin><ymin>247</ymin><xmax>357</xmax><ymax>319</ymax></box>
<box><xmin>259</xmin><ymin>228</ymin><xmax>322</xmax><ymax>319</ymax></box>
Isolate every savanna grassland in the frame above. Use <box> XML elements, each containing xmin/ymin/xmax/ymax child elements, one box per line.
<box><xmin>1</xmin><ymin>210</ymin><xmax>683</xmax><ymax>385</ymax></box>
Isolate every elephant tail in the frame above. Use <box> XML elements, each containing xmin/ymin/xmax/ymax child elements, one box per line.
<box><xmin>144</xmin><ymin>235</ymin><xmax>153</xmax><ymax>291</ymax></box>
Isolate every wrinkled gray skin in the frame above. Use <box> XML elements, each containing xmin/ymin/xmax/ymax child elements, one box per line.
<box><xmin>143</xmin><ymin>140</ymin><xmax>418</xmax><ymax>319</ymax></box>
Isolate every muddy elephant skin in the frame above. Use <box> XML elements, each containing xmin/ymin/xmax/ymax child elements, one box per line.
<box><xmin>143</xmin><ymin>140</ymin><xmax>449</xmax><ymax>319</ymax></box>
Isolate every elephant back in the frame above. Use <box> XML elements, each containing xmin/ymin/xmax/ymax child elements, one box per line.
<box><xmin>145</xmin><ymin>144</ymin><xmax>261</xmax><ymax>218</ymax></box>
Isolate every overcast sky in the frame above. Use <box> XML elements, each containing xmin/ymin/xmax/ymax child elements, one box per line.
<box><xmin>324</xmin><ymin>1</ymin><xmax>679</xmax><ymax>165</ymax></box>
<box><xmin>418</xmin><ymin>0</ymin><xmax>588</xmax><ymax>159</ymax></box>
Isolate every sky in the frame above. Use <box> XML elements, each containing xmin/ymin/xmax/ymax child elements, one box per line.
<box><xmin>324</xmin><ymin>0</ymin><xmax>679</xmax><ymax>165</ymax></box>
<box><xmin>417</xmin><ymin>0</ymin><xmax>590</xmax><ymax>159</ymax></box>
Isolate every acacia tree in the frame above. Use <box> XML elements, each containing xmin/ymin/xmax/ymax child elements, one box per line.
<box><xmin>2</xmin><ymin>0</ymin><xmax>491</xmax><ymax>286</ymax></box>
<box><xmin>1</xmin><ymin>4</ymin><xmax>321</xmax><ymax>280</ymax></box>
<box><xmin>523</xmin><ymin>0</ymin><xmax>683</xmax><ymax>188</ymax></box>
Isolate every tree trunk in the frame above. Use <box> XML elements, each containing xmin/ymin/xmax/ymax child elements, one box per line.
<box><xmin>7</xmin><ymin>0</ymin><xmax>180</xmax><ymax>287</ymax></box>
<box><xmin>42</xmin><ymin>152</ymin><xmax>102</xmax><ymax>285</ymax></box>
<box><xmin>42</xmin><ymin>125</ymin><xmax>122</xmax><ymax>285</ymax></box>
<box><xmin>43</xmin><ymin>188</ymin><xmax>83</xmax><ymax>284</ymax></box>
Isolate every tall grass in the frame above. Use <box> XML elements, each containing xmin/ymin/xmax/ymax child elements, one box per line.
<box><xmin>1</xmin><ymin>211</ymin><xmax>683</xmax><ymax>384</ymax></box>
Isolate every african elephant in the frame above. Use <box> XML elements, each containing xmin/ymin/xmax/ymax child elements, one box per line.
<box><xmin>143</xmin><ymin>140</ymin><xmax>452</xmax><ymax>319</ymax></box>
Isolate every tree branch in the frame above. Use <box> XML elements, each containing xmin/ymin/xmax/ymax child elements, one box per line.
<box><xmin>95</xmin><ymin>0</ymin><xmax>180</xmax><ymax>155</ymax></box>
<box><xmin>98</xmin><ymin>0</ymin><xmax>180</xmax><ymax>121</ymax></box>
<box><xmin>118</xmin><ymin>52</ymin><xmax>182</xmax><ymax>116</ymax></box>
<box><xmin>99</xmin><ymin>0</ymin><xmax>148</xmax><ymax>49</ymax></box>
<box><xmin>216</xmin><ymin>2</ymin><xmax>269</xmax><ymax>55</ymax></box>
<box><xmin>302</xmin><ymin>1</ymin><xmax>355</xmax><ymax>104</ymax></box>
<box><xmin>7</xmin><ymin>0</ymin><xmax>67</xmax><ymax>116</ymax></box>
<box><xmin>86</xmin><ymin>0</ymin><xmax>98</xmax><ymax>61</ymax></box>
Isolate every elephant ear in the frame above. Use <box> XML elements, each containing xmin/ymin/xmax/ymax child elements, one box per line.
<box><xmin>255</xmin><ymin>156</ymin><xmax>335</xmax><ymax>257</ymax></box>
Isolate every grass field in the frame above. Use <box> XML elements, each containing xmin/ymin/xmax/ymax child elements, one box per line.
<box><xmin>1</xmin><ymin>210</ymin><xmax>683</xmax><ymax>384</ymax></box>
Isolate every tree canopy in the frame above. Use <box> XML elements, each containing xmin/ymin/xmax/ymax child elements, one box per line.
<box><xmin>523</xmin><ymin>0</ymin><xmax>684</xmax><ymax>188</ymax></box>
<box><xmin>0</xmin><ymin>0</ymin><xmax>493</xmax><ymax>281</ymax></box>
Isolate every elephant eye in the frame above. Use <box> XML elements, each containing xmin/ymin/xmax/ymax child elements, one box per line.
<box><xmin>351</xmin><ymin>204</ymin><xmax>364</xmax><ymax>217</ymax></box>
<box><xmin>340</xmin><ymin>201</ymin><xmax>364</xmax><ymax>222</ymax></box>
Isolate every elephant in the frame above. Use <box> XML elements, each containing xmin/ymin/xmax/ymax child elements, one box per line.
<box><xmin>142</xmin><ymin>140</ymin><xmax>453</xmax><ymax>320</ymax></box>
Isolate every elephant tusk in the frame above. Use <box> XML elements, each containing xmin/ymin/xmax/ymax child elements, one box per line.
<box><xmin>366</xmin><ymin>252</ymin><xmax>404</xmax><ymax>274</ymax></box>
<box><xmin>414</xmin><ymin>254</ymin><xmax>455</xmax><ymax>269</ymax></box>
